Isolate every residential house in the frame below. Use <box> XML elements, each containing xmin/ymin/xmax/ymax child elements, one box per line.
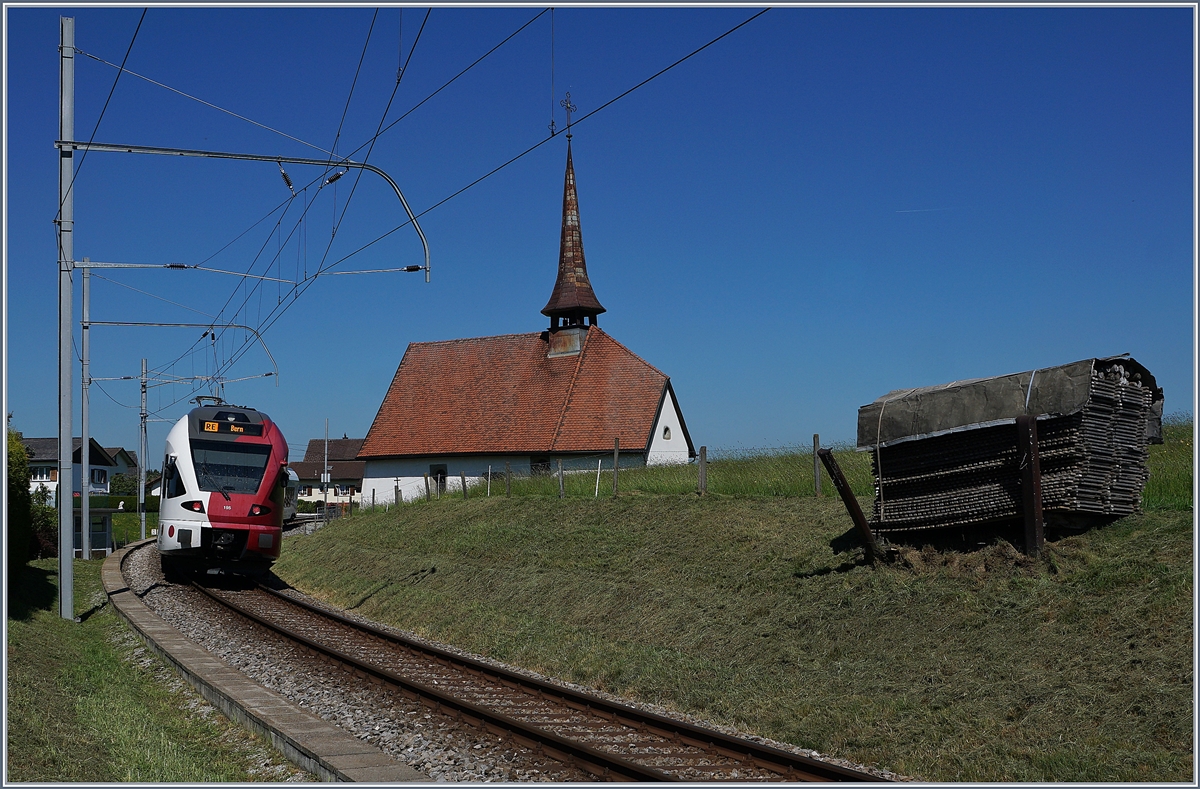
<box><xmin>104</xmin><ymin>446</ymin><xmax>139</xmax><ymax>478</ymax></box>
<box><xmin>289</xmin><ymin>437</ymin><xmax>365</xmax><ymax>507</ymax></box>
<box><xmin>22</xmin><ymin>437</ymin><xmax>116</xmax><ymax>502</ymax></box>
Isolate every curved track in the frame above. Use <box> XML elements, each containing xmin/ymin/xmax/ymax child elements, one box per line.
<box><xmin>193</xmin><ymin>579</ymin><xmax>885</xmax><ymax>782</ymax></box>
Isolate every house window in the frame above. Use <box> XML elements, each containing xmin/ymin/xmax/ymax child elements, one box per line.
<box><xmin>662</xmin><ymin>426</ymin><xmax>672</xmax><ymax>441</ymax></box>
<box><xmin>91</xmin><ymin>468</ymin><xmax>107</xmax><ymax>485</ymax></box>
<box><xmin>530</xmin><ymin>456</ymin><xmax>551</xmax><ymax>476</ymax></box>
<box><xmin>32</xmin><ymin>466</ymin><xmax>53</xmax><ymax>481</ymax></box>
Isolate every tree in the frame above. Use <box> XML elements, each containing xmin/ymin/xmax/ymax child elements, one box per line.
<box><xmin>6</xmin><ymin>429</ymin><xmax>33</xmax><ymax>585</ymax></box>
<box><xmin>109</xmin><ymin>473</ymin><xmax>138</xmax><ymax>496</ymax></box>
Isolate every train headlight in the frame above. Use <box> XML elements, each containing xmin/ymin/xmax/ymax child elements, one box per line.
<box><xmin>182</xmin><ymin>500</ymin><xmax>205</xmax><ymax>513</ymax></box>
<box><xmin>249</xmin><ymin>504</ymin><xmax>271</xmax><ymax>517</ymax></box>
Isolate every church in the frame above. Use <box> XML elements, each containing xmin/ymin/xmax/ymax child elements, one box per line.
<box><xmin>359</xmin><ymin>141</ymin><xmax>695</xmax><ymax>503</ymax></box>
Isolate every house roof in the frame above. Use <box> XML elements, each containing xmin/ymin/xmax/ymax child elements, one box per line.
<box><xmin>288</xmin><ymin>460</ymin><xmax>365</xmax><ymax>483</ymax></box>
<box><xmin>302</xmin><ymin>438</ymin><xmax>365</xmax><ymax>463</ymax></box>
<box><xmin>21</xmin><ymin>437</ymin><xmax>116</xmax><ymax>466</ymax></box>
<box><xmin>541</xmin><ymin>142</ymin><xmax>605</xmax><ymax>323</ymax></box>
<box><xmin>360</xmin><ymin>326</ymin><xmax>678</xmax><ymax>459</ymax></box>
<box><xmin>105</xmin><ymin>447</ymin><xmax>138</xmax><ymax>470</ymax></box>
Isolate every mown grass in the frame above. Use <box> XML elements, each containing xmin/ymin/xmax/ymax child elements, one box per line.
<box><xmin>1143</xmin><ymin>414</ymin><xmax>1194</xmax><ymax>511</ymax></box>
<box><xmin>112</xmin><ymin>512</ymin><xmax>159</xmax><ymax>548</ymax></box>
<box><xmin>5</xmin><ymin>558</ymin><xmax>309</xmax><ymax>782</ymax></box>
<box><xmin>277</xmin><ymin>424</ymin><xmax>1193</xmax><ymax>782</ymax></box>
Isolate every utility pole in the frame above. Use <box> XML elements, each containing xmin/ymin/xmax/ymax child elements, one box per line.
<box><xmin>323</xmin><ymin>418</ymin><xmax>329</xmax><ymax>522</ymax></box>
<box><xmin>139</xmin><ymin>358</ymin><xmax>147</xmax><ymax>540</ymax></box>
<box><xmin>81</xmin><ymin>262</ymin><xmax>90</xmax><ymax>559</ymax></box>
<box><xmin>57</xmin><ymin>15</ymin><xmax>75</xmax><ymax>620</ymax></box>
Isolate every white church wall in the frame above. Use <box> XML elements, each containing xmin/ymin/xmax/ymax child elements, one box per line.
<box><xmin>362</xmin><ymin>455</ymin><xmax>534</xmax><ymax>504</ymax></box>
<box><xmin>647</xmin><ymin>388</ymin><xmax>690</xmax><ymax>466</ymax></box>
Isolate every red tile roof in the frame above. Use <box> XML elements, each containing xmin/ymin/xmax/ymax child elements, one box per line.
<box><xmin>359</xmin><ymin>327</ymin><xmax>674</xmax><ymax>459</ymax></box>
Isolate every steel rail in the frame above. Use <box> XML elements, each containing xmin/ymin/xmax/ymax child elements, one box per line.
<box><xmin>256</xmin><ymin>584</ymin><xmax>884</xmax><ymax>782</ymax></box>
<box><xmin>191</xmin><ymin>582</ymin><xmax>673</xmax><ymax>782</ymax></box>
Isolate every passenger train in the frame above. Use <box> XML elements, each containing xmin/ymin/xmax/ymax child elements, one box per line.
<box><xmin>157</xmin><ymin>402</ymin><xmax>289</xmax><ymax>578</ymax></box>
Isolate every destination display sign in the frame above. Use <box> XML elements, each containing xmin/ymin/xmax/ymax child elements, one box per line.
<box><xmin>199</xmin><ymin>420</ymin><xmax>263</xmax><ymax>437</ymax></box>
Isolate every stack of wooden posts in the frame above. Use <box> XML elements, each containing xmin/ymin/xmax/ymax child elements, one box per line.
<box><xmin>859</xmin><ymin>358</ymin><xmax>1160</xmax><ymax>535</ymax></box>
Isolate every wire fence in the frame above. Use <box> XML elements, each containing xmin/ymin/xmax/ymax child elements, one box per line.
<box><xmin>355</xmin><ymin>443</ymin><xmax>877</xmax><ymax>509</ymax></box>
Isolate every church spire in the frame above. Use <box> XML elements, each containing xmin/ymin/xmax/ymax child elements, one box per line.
<box><xmin>541</xmin><ymin>139</ymin><xmax>606</xmax><ymax>329</ymax></box>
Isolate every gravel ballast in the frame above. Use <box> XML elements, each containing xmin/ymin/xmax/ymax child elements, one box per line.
<box><xmin>124</xmin><ymin>542</ymin><xmax>906</xmax><ymax>782</ymax></box>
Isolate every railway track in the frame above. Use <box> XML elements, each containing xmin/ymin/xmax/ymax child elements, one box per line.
<box><xmin>192</xmin><ymin>579</ymin><xmax>885</xmax><ymax>782</ymax></box>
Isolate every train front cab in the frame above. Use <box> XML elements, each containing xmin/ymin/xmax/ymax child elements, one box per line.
<box><xmin>157</xmin><ymin>406</ymin><xmax>287</xmax><ymax>578</ymax></box>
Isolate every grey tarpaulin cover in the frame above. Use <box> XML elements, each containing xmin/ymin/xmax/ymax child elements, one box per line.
<box><xmin>857</xmin><ymin>355</ymin><xmax>1163</xmax><ymax>450</ymax></box>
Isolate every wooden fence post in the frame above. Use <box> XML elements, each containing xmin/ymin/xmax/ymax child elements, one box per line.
<box><xmin>558</xmin><ymin>459</ymin><xmax>564</xmax><ymax>498</ymax></box>
<box><xmin>505</xmin><ymin>461</ymin><xmax>511</xmax><ymax>497</ymax></box>
<box><xmin>424</xmin><ymin>474</ymin><xmax>431</xmax><ymax>502</ymax></box>
<box><xmin>613</xmin><ymin>437</ymin><xmax>620</xmax><ymax>497</ymax></box>
<box><xmin>813</xmin><ymin>433</ymin><xmax>822</xmax><ymax>497</ymax></box>
<box><xmin>460</xmin><ymin>471</ymin><xmax>468</xmax><ymax>500</ymax></box>
<box><xmin>817</xmin><ymin>448</ymin><xmax>884</xmax><ymax>563</ymax></box>
<box><xmin>698</xmin><ymin>445</ymin><xmax>707</xmax><ymax>495</ymax></box>
<box><xmin>372</xmin><ymin>489</ymin><xmax>376</xmax><ymax>511</ymax></box>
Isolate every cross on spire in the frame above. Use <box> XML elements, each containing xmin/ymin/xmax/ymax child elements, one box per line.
<box><xmin>560</xmin><ymin>92</ymin><xmax>577</xmax><ymax>139</ymax></box>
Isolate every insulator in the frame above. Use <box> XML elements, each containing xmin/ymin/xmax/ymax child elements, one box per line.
<box><xmin>279</xmin><ymin>168</ymin><xmax>294</xmax><ymax>191</ymax></box>
<box><xmin>324</xmin><ymin>170</ymin><xmax>346</xmax><ymax>186</ymax></box>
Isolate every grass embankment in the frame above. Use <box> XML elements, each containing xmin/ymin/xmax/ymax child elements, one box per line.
<box><xmin>276</xmin><ymin>428</ymin><xmax>1193</xmax><ymax>782</ymax></box>
<box><xmin>6</xmin><ymin>557</ymin><xmax>309</xmax><ymax>782</ymax></box>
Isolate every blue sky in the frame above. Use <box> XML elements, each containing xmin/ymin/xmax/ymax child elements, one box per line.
<box><xmin>4</xmin><ymin>5</ymin><xmax>1195</xmax><ymax>464</ymax></box>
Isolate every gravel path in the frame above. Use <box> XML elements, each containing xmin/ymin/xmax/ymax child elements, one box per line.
<box><xmin>124</xmin><ymin>543</ymin><xmax>908</xmax><ymax>782</ymax></box>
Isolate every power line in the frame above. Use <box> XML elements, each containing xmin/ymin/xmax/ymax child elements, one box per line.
<box><xmin>139</xmin><ymin>11</ymin><xmax>547</xmax><ymax>393</ymax></box>
<box><xmin>128</xmin><ymin>9</ymin><xmax>769</xmax><ymax>414</ymax></box>
<box><xmin>342</xmin><ymin>9</ymin><xmax>549</xmax><ymax>167</ymax></box>
<box><xmin>314</xmin><ymin>8</ymin><xmax>431</xmax><ymax>279</ymax></box>
<box><xmin>324</xmin><ymin>8</ymin><xmax>772</xmax><ymax>272</ymax></box>
<box><xmin>329</xmin><ymin>9</ymin><xmax>379</xmax><ymax>166</ymax></box>
<box><xmin>74</xmin><ymin>46</ymin><xmax>333</xmax><ymax>157</ymax></box>
<box><xmin>91</xmin><ymin>272</ymin><xmax>217</xmax><ymax>318</ymax></box>
<box><xmin>212</xmin><ymin>7</ymin><xmax>772</xmax><ymax>389</ymax></box>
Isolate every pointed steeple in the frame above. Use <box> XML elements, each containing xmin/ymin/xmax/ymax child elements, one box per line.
<box><xmin>542</xmin><ymin>141</ymin><xmax>606</xmax><ymax>329</ymax></box>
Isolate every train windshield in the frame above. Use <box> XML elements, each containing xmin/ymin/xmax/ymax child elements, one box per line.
<box><xmin>190</xmin><ymin>440</ymin><xmax>272</xmax><ymax>495</ymax></box>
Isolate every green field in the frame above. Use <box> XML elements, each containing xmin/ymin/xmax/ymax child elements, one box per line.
<box><xmin>5</xmin><ymin>557</ymin><xmax>310</xmax><ymax>782</ymax></box>
<box><xmin>275</xmin><ymin>431</ymin><xmax>1193</xmax><ymax>782</ymax></box>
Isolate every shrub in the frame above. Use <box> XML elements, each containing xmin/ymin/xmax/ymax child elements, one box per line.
<box><xmin>7</xmin><ymin>429</ymin><xmax>33</xmax><ymax>582</ymax></box>
<box><xmin>108</xmin><ymin>473</ymin><xmax>138</xmax><ymax>495</ymax></box>
<box><xmin>30</xmin><ymin>484</ymin><xmax>58</xmax><ymax>558</ymax></box>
